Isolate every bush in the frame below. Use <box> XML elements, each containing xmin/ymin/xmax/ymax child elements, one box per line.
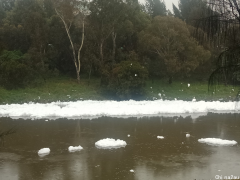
<box><xmin>108</xmin><ymin>60</ymin><xmax>148</xmax><ymax>99</ymax></box>
<box><xmin>0</xmin><ymin>50</ymin><xmax>35</xmax><ymax>89</ymax></box>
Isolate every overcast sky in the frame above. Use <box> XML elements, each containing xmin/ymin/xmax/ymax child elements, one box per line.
<box><xmin>138</xmin><ymin>0</ymin><xmax>179</xmax><ymax>12</ymax></box>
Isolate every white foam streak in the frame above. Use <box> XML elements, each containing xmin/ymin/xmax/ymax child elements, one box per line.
<box><xmin>95</xmin><ymin>138</ymin><xmax>127</xmax><ymax>149</ymax></box>
<box><xmin>198</xmin><ymin>138</ymin><xmax>237</xmax><ymax>146</ymax></box>
<box><xmin>0</xmin><ymin>100</ymin><xmax>239</xmax><ymax>120</ymax></box>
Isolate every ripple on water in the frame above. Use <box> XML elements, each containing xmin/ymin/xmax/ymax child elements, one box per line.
<box><xmin>0</xmin><ymin>152</ymin><xmax>23</xmax><ymax>161</ymax></box>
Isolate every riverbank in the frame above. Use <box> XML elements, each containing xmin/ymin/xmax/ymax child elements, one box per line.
<box><xmin>0</xmin><ymin>76</ymin><xmax>238</xmax><ymax>104</ymax></box>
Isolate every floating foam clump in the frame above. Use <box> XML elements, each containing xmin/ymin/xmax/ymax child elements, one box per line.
<box><xmin>157</xmin><ymin>136</ymin><xmax>164</xmax><ymax>139</ymax></box>
<box><xmin>95</xmin><ymin>138</ymin><xmax>127</xmax><ymax>149</ymax></box>
<box><xmin>130</xmin><ymin>169</ymin><xmax>134</xmax><ymax>172</ymax></box>
<box><xmin>38</xmin><ymin>148</ymin><xmax>50</xmax><ymax>157</ymax></box>
<box><xmin>186</xmin><ymin>134</ymin><xmax>190</xmax><ymax>138</ymax></box>
<box><xmin>68</xmin><ymin>145</ymin><xmax>83</xmax><ymax>152</ymax></box>
<box><xmin>198</xmin><ymin>138</ymin><xmax>237</xmax><ymax>146</ymax></box>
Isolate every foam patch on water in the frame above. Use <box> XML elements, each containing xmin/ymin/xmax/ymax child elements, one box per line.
<box><xmin>0</xmin><ymin>100</ymin><xmax>239</xmax><ymax>120</ymax></box>
<box><xmin>68</xmin><ymin>145</ymin><xmax>83</xmax><ymax>152</ymax></box>
<box><xmin>95</xmin><ymin>138</ymin><xmax>127</xmax><ymax>149</ymax></box>
<box><xmin>198</xmin><ymin>138</ymin><xmax>237</xmax><ymax>146</ymax></box>
<box><xmin>38</xmin><ymin>148</ymin><xmax>50</xmax><ymax>157</ymax></box>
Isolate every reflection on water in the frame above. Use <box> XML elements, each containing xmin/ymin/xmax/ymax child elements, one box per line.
<box><xmin>0</xmin><ymin>114</ymin><xmax>240</xmax><ymax>180</ymax></box>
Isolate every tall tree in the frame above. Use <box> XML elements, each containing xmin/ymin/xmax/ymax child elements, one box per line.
<box><xmin>53</xmin><ymin>0</ymin><xmax>89</xmax><ymax>83</ymax></box>
<box><xmin>178</xmin><ymin>0</ymin><xmax>210</xmax><ymax>25</ymax></box>
<box><xmin>172</xmin><ymin>3</ymin><xmax>182</xmax><ymax>20</ymax></box>
<box><xmin>88</xmin><ymin>0</ymin><xmax>127</xmax><ymax>69</ymax></box>
<box><xmin>145</xmin><ymin>0</ymin><xmax>166</xmax><ymax>17</ymax></box>
<box><xmin>139</xmin><ymin>16</ymin><xmax>211</xmax><ymax>82</ymax></box>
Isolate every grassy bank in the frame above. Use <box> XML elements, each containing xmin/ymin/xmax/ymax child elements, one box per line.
<box><xmin>144</xmin><ymin>79</ymin><xmax>238</xmax><ymax>101</ymax></box>
<box><xmin>0</xmin><ymin>76</ymin><xmax>238</xmax><ymax>104</ymax></box>
<box><xmin>0</xmin><ymin>76</ymin><xmax>106</xmax><ymax>104</ymax></box>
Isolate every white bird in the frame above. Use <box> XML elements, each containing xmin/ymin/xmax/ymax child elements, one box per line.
<box><xmin>188</xmin><ymin>83</ymin><xmax>190</xmax><ymax>87</ymax></box>
<box><xmin>192</xmin><ymin>97</ymin><xmax>196</xmax><ymax>102</ymax></box>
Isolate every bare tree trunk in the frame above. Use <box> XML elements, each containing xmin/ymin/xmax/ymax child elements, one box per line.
<box><xmin>100</xmin><ymin>40</ymin><xmax>104</xmax><ymax>62</ymax></box>
<box><xmin>40</xmin><ymin>44</ymin><xmax>45</xmax><ymax>70</ymax></box>
<box><xmin>88</xmin><ymin>62</ymin><xmax>92</xmax><ymax>86</ymax></box>
<box><xmin>223</xmin><ymin>69</ymin><xmax>228</xmax><ymax>86</ymax></box>
<box><xmin>112</xmin><ymin>31</ymin><xmax>117</xmax><ymax>65</ymax></box>
<box><xmin>77</xmin><ymin>18</ymin><xmax>85</xmax><ymax>83</ymax></box>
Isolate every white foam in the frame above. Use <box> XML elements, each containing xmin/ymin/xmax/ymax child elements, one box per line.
<box><xmin>68</xmin><ymin>145</ymin><xmax>83</xmax><ymax>152</ymax></box>
<box><xmin>130</xmin><ymin>169</ymin><xmax>134</xmax><ymax>172</ymax></box>
<box><xmin>0</xmin><ymin>100</ymin><xmax>239</xmax><ymax>120</ymax></box>
<box><xmin>157</xmin><ymin>136</ymin><xmax>164</xmax><ymax>139</ymax></box>
<box><xmin>198</xmin><ymin>138</ymin><xmax>237</xmax><ymax>146</ymax></box>
<box><xmin>186</xmin><ymin>134</ymin><xmax>190</xmax><ymax>138</ymax></box>
<box><xmin>95</xmin><ymin>138</ymin><xmax>127</xmax><ymax>149</ymax></box>
<box><xmin>38</xmin><ymin>148</ymin><xmax>50</xmax><ymax>157</ymax></box>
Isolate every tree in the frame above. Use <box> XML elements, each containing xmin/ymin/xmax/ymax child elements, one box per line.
<box><xmin>0</xmin><ymin>50</ymin><xmax>35</xmax><ymax>89</ymax></box>
<box><xmin>0</xmin><ymin>0</ymin><xmax>15</xmax><ymax>12</ymax></box>
<box><xmin>197</xmin><ymin>0</ymin><xmax>240</xmax><ymax>89</ymax></box>
<box><xmin>3</xmin><ymin>0</ymin><xmax>52</xmax><ymax>78</ymax></box>
<box><xmin>172</xmin><ymin>3</ymin><xmax>182</xmax><ymax>20</ymax></box>
<box><xmin>139</xmin><ymin>16</ymin><xmax>211</xmax><ymax>82</ymax></box>
<box><xmin>108</xmin><ymin>52</ymin><xmax>148</xmax><ymax>99</ymax></box>
<box><xmin>53</xmin><ymin>0</ymin><xmax>89</xmax><ymax>83</ymax></box>
<box><xmin>145</xmin><ymin>0</ymin><xmax>166</xmax><ymax>17</ymax></box>
<box><xmin>88</xmin><ymin>0</ymin><xmax>127</xmax><ymax>66</ymax></box>
<box><xmin>177</xmin><ymin>0</ymin><xmax>211</xmax><ymax>26</ymax></box>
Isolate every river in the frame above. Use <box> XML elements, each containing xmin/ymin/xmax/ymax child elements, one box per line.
<box><xmin>0</xmin><ymin>114</ymin><xmax>240</xmax><ymax>180</ymax></box>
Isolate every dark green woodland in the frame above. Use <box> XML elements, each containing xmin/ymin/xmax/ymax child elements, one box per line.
<box><xmin>0</xmin><ymin>0</ymin><xmax>240</xmax><ymax>100</ymax></box>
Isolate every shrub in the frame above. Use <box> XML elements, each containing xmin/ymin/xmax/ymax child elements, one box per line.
<box><xmin>108</xmin><ymin>60</ymin><xmax>148</xmax><ymax>99</ymax></box>
<box><xmin>0</xmin><ymin>50</ymin><xmax>35</xmax><ymax>89</ymax></box>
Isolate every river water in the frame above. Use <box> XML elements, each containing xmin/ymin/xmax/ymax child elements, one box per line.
<box><xmin>0</xmin><ymin>114</ymin><xmax>240</xmax><ymax>180</ymax></box>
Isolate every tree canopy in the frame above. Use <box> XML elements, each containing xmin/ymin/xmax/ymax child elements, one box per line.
<box><xmin>0</xmin><ymin>0</ymin><xmax>231</xmax><ymax>95</ymax></box>
<box><xmin>139</xmin><ymin>16</ymin><xmax>211</xmax><ymax>81</ymax></box>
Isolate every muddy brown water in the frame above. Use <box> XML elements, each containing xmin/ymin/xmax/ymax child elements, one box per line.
<box><xmin>0</xmin><ymin>114</ymin><xmax>240</xmax><ymax>180</ymax></box>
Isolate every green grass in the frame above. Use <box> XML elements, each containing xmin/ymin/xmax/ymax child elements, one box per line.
<box><xmin>0</xmin><ymin>76</ymin><xmax>106</xmax><ymax>104</ymax></box>
<box><xmin>0</xmin><ymin>76</ymin><xmax>238</xmax><ymax>104</ymax></box>
<box><xmin>144</xmin><ymin>79</ymin><xmax>238</xmax><ymax>101</ymax></box>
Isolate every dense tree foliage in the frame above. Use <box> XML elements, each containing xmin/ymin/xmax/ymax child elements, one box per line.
<box><xmin>0</xmin><ymin>50</ymin><xmax>36</xmax><ymax>89</ymax></box>
<box><xmin>107</xmin><ymin>52</ymin><xmax>148</xmax><ymax>99</ymax></box>
<box><xmin>145</xmin><ymin>0</ymin><xmax>167</xmax><ymax>17</ymax></box>
<box><xmin>194</xmin><ymin>0</ymin><xmax>240</xmax><ymax>88</ymax></box>
<box><xmin>139</xmin><ymin>16</ymin><xmax>211</xmax><ymax>82</ymax></box>
<box><xmin>0</xmin><ymin>0</ymin><xmax>230</xmax><ymax>98</ymax></box>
